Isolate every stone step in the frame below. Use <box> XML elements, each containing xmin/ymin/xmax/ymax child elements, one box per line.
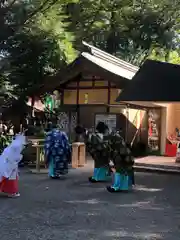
<box><xmin>135</xmin><ymin>162</ymin><xmax>180</xmax><ymax>170</ymax></box>
<box><xmin>134</xmin><ymin>165</ymin><xmax>180</xmax><ymax>175</ymax></box>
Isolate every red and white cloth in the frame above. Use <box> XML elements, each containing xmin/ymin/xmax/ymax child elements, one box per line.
<box><xmin>0</xmin><ymin>134</ymin><xmax>26</xmax><ymax>195</ymax></box>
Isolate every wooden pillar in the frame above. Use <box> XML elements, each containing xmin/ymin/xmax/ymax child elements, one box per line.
<box><xmin>36</xmin><ymin>146</ymin><xmax>41</xmax><ymax>173</ymax></box>
<box><xmin>160</xmin><ymin>107</ymin><xmax>167</xmax><ymax>155</ymax></box>
<box><xmin>77</xmin><ymin>78</ymin><xmax>80</xmax><ymax>124</ymax></box>
<box><xmin>31</xmin><ymin>96</ymin><xmax>35</xmax><ymax>118</ymax></box>
<box><xmin>61</xmin><ymin>89</ymin><xmax>64</xmax><ymax>105</ymax></box>
<box><xmin>71</xmin><ymin>143</ymin><xmax>79</xmax><ymax>168</ymax></box>
<box><xmin>78</xmin><ymin>143</ymin><xmax>86</xmax><ymax>166</ymax></box>
<box><xmin>92</xmin><ymin>76</ymin><xmax>95</xmax><ymax>88</ymax></box>
<box><xmin>107</xmin><ymin>81</ymin><xmax>111</xmax><ymax>113</ymax></box>
<box><xmin>71</xmin><ymin>143</ymin><xmax>86</xmax><ymax>168</ymax></box>
<box><xmin>125</xmin><ymin>106</ymin><xmax>129</xmax><ymax>142</ymax></box>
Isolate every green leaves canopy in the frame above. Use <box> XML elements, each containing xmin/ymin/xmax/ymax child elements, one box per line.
<box><xmin>0</xmin><ymin>0</ymin><xmax>77</xmax><ymax>97</ymax></box>
<box><xmin>67</xmin><ymin>0</ymin><xmax>179</xmax><ymax>65</ymax></box>
<box><xmin>0</xmin><ymin>0</ymin><xmax>179</xmax><ymax>100</ymax></box>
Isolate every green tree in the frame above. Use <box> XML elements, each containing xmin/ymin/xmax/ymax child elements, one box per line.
<box><xmin>0</xmin><ymin>0</ymin><xmax>179</xmax><ymax>102</ymax></box>
<box><xmin>0</xmin><ymin>0</ymin><xmax>78</xmax><ymax>98</ymax></box>
<box><xmin>149</xmin><ymin>49</ymin><xmax>180</xmax><ymax>64</ymax></box>
<box><xmin>67</xmin><ymin>0</ymin><xmax>179</xmax><ymax>65</ymax></box>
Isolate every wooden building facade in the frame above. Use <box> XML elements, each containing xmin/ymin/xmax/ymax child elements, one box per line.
<box><xmin>2</xmin><ymin>42</ymin><xmax>164</xmax><ymax>154</ymax></box>
<box><xmin>116</xmin><ymin>59</ymin><xmax>180</xmax><ymax>155</ymax></box>
<box><xmin>54</xmin><ymin>76</ymin><xmax>161</xmax><ymax>153</ymax></box>
<box><xmin>45</xmin><ymin>42</ymin><xmax>153</xmax><ymax>151</ymax></box>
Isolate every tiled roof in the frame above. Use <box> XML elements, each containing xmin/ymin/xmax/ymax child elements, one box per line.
<box><xmin>82</xmin><ymin>41</ymin><xmax>138</xmax><ymax>80</ymax></box>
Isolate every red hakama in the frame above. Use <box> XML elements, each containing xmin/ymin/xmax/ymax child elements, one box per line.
<box><xmin>0</xmin><ymin>133</ymin><xmax>25</xmax><ymax>197</ymax></box>
<box><xmin>0</xmin><ymin>176</ymin><xmax>18</xmax><ymax>194</ymax></box>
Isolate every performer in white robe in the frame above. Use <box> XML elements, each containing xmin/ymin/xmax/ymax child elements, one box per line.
<box><xmin>0</xmin><ymin>133</ymin><xmax>26</xmax><ymax>197</ymax></box>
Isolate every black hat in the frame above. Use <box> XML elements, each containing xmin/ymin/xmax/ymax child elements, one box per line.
<box><xmin>74</xmin><ymin>125</ymin><xmax>85</xmax><ymax>134</ymax></box>
<box><xmin>96</xmin><ymin>122</ymin><xmax>108</xmax><ymax>134</ymax></box>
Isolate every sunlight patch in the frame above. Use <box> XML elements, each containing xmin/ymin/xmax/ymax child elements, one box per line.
<box><xmin>65</xmin><ymin>199</ymin><xmax>100</xmax><ymax>204</ymax></box>
<box><xmin>104</xmin><ymin>230</ymin><xmax>163</xmax><ymax>239</ymax></box>
<box><xmin>135</xmin><ymin>185</ymin><xmax>162</xmax><ymax>192</ymax></box>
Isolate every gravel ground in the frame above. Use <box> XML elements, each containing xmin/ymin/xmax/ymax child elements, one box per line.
<box><xmin>0</xmin><ymin>165</ymin><xmax>180</xmax><ymax>240</ymax></box>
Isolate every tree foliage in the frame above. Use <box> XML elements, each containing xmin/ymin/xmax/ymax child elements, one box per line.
<box><xmin>0</xmin><ymin>0</ymin><xmax>179</xmax><ymax>101</ymax></box>
<box><xmin>0</xmin><ymin>0</ymin><xmax>77</xmax><ymax>98</ymax></box>
<box><xmin>67</xmin><ymin>0</ymin><xmax>180</xmax><ymax>65</ymax></box>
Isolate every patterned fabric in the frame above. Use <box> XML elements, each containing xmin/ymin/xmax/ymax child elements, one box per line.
<box><xmin>44</xmin><ymin>129</ymin><xmax>70</xmax><ymax>177</ymax></box>
<box><xmin>85</xmin><ymin>132</ymin><xmax>110</xmax><ymax>168</ymax></box>
<box><xmin>108</xmin><ymin>132</ymin><xmax>134</xmax><ymax>175</ymax></box>
<box><xmin>85</xmin><ymin>129</ymin><xmax>134</xmax><ymax>183</ymax></box>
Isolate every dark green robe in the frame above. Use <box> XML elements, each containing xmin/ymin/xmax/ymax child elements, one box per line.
<box><xmin>85</xmin><ymin>131</ymin><xmax>110</xmax><ymax>168</ymax></box>
<box><xmin>108</xmin><ymin>132</ymin><xmax>134</xmax><ymax>175</ymax></box>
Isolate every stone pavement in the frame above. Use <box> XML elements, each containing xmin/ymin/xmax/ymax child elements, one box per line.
<box><xmin>1</xmin><ymin>166</ymin><xmax>180</xmax><ymax>240</ymax></box>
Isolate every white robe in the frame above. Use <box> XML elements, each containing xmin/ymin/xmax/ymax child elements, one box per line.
<box><xmin>0</xmin><ymin>134</ymin><xmax>26</xmax><ymax>182</ymax></box>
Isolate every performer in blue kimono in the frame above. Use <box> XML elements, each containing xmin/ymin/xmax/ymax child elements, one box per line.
<box><xmin>85</xmin><ymin>122</ymin><xmax>111</xmax><ymax>183</ymax></box>
<box><xmin>107</xmin><ymin>131</ymin><xmax>134</xmax><ymax>192</ymax></box>
<box><xmin>44</xmin><ymin>122</ymin><xmax>71</xmax><ymax>179</ymax></box>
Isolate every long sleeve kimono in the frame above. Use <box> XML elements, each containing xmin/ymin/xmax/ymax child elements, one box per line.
<box><xmin>0</xmin><ymin>134</ymin><xmax>26</xmax><ymax>197</ymax></box>
<box><xmin>44</xmin><ymin>129</ymin><xmax>70</xmax><ymax>178</ymax></box>
<box><xmin>107</xmin><ymin>131</ymin><xmax>134</xmax><ymax>192</ymax></box>
<box><xmin>85</xmin><ymin>131</ymin><xmax>111</xmax><ymax>182</ymax></box>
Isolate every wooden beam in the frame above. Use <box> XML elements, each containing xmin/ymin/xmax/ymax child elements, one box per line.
<box><xmin>92</xmin><ymin>76</ymin><xmax>95</xmax><ymax>87</ymax></box>
<box><xmin>107</xmin><ymin>81</ymin><xmax>111</xmax><ymax>113</ymax></box>
<box><xmin>61</xmin><ymin>90</ymin><xmax>64</xmax><ymax>105</ymax></box>
<box><xmin>81</xmin><ymin>78</ymin><xmax>104</xmax><ymax>82</ymax></box>
<box><xmin>64</xmin><ymin>86</ymin><xmax>117</xmax><ymax>90</ymax></box>
<box><xmin>76</xmin><ymin>75</ymin><xmax>80</xmax><ymax>124</ymax></box>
